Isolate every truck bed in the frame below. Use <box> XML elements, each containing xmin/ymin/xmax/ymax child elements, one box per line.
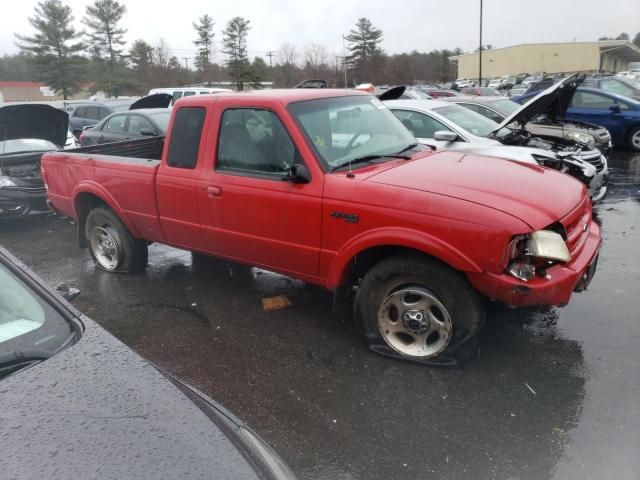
<box><xmin>43</xmin><ymin>137</ymin><xmax>166</xmax><ymax>242</ymax></box>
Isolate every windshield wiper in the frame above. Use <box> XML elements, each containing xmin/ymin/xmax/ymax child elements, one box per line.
<box><xmin>395</xmin><ymin>143</ymin><xmax>420</xmax><ymax>155</ymax></box>
<box><xmin>332</xmin><ymin>152</ymin><xmax>412</xmax><ymax>172</ymax></box>
<box><xmin>0</xmin><ymin>350</ymin><xmax>51</xmax><ymax>380</ymax></box>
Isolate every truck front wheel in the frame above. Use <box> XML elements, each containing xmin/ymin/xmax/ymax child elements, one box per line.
<box><xmin>354</xmin><ymin>254</ymin><xmax>485</xmax><ymax>364</ymax></box>
<box><xmin>85</xmin><ymin>207</ymin><xmax>148</xmax><ymax>274</ymax></box>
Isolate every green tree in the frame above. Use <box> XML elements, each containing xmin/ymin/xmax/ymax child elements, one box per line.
<box><xmin>222</xmin><ymin>16</ymin><xmax>252</xmax><ymax>90</ymax></box>
<box><xmin>83</xmin><ymin>0</ymin><xmax>127</xmax><ymax>96</ymax></box>
<box><xmin>616</xmin><ymin>32</ymin><xmax>630</xmax><ymax>40</ymax></box>
<box><xmin>633</xmin><ymin>32</ymin><xmax>640</xmax><ymax>48</ymax></box>
<box><xmin>129</xmin><ymin>39</ymin><xmax>154</xmax><ymax>93</ymax></box>
<box><xmin>193</xmin><ymin>14</ymin><xmax>215</xmax><ymax>85</ymax></box>
<box><xmin>14</xmin><ymin>0</ymin><xmax>85</xmax><ymax>99</ymax></box>
<box><xmin>251</xmin><ymin>56</ymin><xmax>268</xmax><ymax>87</ymax></box>
<box><xmin>345</xmin><ymin>18</ymin><xmax>384</xmax><ymax>83</ymax></box>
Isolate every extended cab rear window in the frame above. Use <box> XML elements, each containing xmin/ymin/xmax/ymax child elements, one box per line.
<box><xmin>165</xmin><ymin>107</ymin><xmax>206</xmax><ymax>169</ymax></box>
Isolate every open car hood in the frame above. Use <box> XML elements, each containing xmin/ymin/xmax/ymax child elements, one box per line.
<box><xmin>129</xmin><ymin>93</ymin><xmax>172</xmax><ymax>110</ymax></box>
<box><xmin>492</xmin><ymin>74</ymin><xmax>584</xmax><ymax>133</ymax></box>
<box><xmin>0</xmin><ymin>104</ymin><xmax>68</xmax><ymax>147</ymax></box>
<box><xmin>376</xmin><ymin>86</ymin><xmax>406</xmax><ymax>101</ymax></box>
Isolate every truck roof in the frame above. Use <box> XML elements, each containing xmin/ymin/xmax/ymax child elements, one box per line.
<box><xmin>175</xmin><ymin>88</ymin><xmax>369</xmax><ymax>106</ymax></box>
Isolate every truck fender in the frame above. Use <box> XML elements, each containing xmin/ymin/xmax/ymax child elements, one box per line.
<box><xmin>326</xmin><ymin>227</ymin><xmax>483</xmax><ymax>289</ymax></box>
<box><xmin>72</xmin><ymin>181</ymin><xmax>143</xmax><ymax>240</ymax></box>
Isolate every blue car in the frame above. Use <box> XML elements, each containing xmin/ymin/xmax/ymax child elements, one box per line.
<box><xmin>514</xmin><ymin>87</ymin><xmax>640</xmax><ymax>151</ymax></box>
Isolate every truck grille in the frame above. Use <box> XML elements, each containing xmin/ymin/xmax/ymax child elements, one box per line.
<box><xmin>562</xmin><ymin>196</ymin><xmax>591</xmax><ymax>258</ymax></box>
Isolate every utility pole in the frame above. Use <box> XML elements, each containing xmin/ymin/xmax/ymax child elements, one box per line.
<box><xmin>182</xmin><ymin>57</ymin><xmax>190</xmax><ymax>86</ymax></box>
<box><xmin>266</xmin><ymin>51</ymin><xmax>275</xmax><ymax>88</ymax></box>
<box><xmin>479</xmin><ymin>0</ymin><xmax>483</xmax><ymax>86</ymax></box>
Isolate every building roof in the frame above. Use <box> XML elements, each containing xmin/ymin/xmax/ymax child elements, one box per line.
<box><xmin>449</xmin><ymin>41</ymin><xmax>640</xmax><ymax>62</ymax></box>
<box><xmin>0</xmin><ymin>81</ymin><xmax>45</xmax><ymax>88</ymax></box>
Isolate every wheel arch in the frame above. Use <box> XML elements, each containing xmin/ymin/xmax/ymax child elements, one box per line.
<box><xmin>326</xmin><ymin>227</ymin><xmax>483</xmax><ymax>289</ymax></box>
<box><xmin>73</xmin><ymin>182</ymin><xmax>141</xmax><ymax>248</ymax></box>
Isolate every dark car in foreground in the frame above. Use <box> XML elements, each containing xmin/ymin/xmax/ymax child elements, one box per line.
<box><xmin>0</xmin><ymin>104</ymin><xmax>68</xmax><ymax>219</ymax></box>
<box><xmin>0</xmin><ymin>246</ymin><xmax>296</xmax><ymax>479</ymax></box>
<box><xmin>80</xmin><ymin>108</ymin><xmax>171</xmax><ymax>146</ymax></box>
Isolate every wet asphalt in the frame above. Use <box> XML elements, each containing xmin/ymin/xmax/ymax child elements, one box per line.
<box><xmin>1</xmin><ymin>151</ymin><xmax>639</xmax><ymax>480</ymax></box>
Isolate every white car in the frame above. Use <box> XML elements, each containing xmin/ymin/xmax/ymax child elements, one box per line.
<box><xmin>385</xmin><ymin>92</ymin><xmax>608</xmax><ymax>201</ymax></box>
<box><xmin>488</xmin><ymin>78</ymin><xmax>502</xmax><ymax>89</ymax></box>
<box><xmin>455</xmin><ymin>78</ymin><xmax>473</xmax><ymax>88</ymax></box>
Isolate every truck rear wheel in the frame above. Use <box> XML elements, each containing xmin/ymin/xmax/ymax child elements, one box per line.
<box><xmin>85</xmin><ymin>207</ymin><xmax>148</xmax><ymax>274</ymax></box>
<box><xmin>354</xmin><ymin>254</ymin><xmax>485</xmax><ymax>364</ymax></box>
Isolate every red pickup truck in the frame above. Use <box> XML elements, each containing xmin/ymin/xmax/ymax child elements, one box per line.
<box><xmin>42</xmin><ymin>90</ymin><xmax>601</xmax><ymax>365</ymax></box>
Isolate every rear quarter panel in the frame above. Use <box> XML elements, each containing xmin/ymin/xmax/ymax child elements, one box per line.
<box><xmin>43</xmin><ymin>153</ymin><xmax>163</xmax><ymax>242</ymax></box>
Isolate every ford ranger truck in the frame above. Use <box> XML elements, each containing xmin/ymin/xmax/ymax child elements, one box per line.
<box><xmin>41</xmin><ymin>90</ymin><xmax>601</xmax><ymax>365</ymax></box>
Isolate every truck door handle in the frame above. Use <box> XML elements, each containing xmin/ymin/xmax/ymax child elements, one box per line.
<box><xmin>206</xmin><ymin>186</ymin><xmax>222</xmax><ymax>198</ymax></box>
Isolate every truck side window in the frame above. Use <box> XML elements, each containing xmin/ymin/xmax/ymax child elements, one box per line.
<box><xmin>216</xmin><ymin>108</ymin><xmax>300</xmax><ymax>176</ymax></box>
<box><xmin>165</xmin><ymin>107</ymin><xmax>206</xmax><ymax>169</ymax></box>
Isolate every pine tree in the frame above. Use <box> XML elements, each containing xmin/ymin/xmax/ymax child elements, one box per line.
<box><xmin>83</xmin><ymin>0</ymin><xmax>128</xmax><ymax>95</ymax></box>
<box><xmin>14</xmin><ymin>0</ymin><xmax>85</xmax><ymax>99</ymax></box>
<box><xmin>222</xmin><ymin>17</ymin><xmax>251</xmax><ymax>90</ymax></box>
<box><xmin>345</xmin><ymin>18</ymin><xmax>383</xmax><ymax>83</ymax></box>
<box><xmin>193</xmin><ymin>14</ymin><xmax>215</xmax><ymax>85</ymax></box>
<box><xmin>634</xmin><ymin>32</ymin><xmax>640</xmax><ymax>49</ymax></box>
<box><xmin>83</xmin><ymin>0</ymin><xmax>127</xmax><ymax>71</ymax></box>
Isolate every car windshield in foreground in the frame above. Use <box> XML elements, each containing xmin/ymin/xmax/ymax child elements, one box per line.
<box><xmin>0</xmin><ymin>262</ymin><xmax>76</xmax><ymax>380</ymax></box>
<box><xmin>148</xmin><ymin>111</ymin><xmax>172</xmax><ymax>133</ymax></box>
<box><xmin>288</xmin><ymin>95</ymin><xmax>417</xmax><ymax>171</ymax></box>
<box><xmin>489</xmin><ymin>98</ymin><xmax>521</xmax><ymax>115</ymax></box>
<box><xmin>0</xmin><ymin>139</ymin><xmax>58</xmax><ymax>156</ymax></box>
<box><xmin>433</xmin><ymin>104</ymin><xmax>499</xmax><ymax>137</ymax></box>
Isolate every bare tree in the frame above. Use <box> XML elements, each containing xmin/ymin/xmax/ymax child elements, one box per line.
<box><xmin>277</xmin><ymin>42</ymin><xmax>298</xmax><ymax>66</ymax></box>
<box><xmin>303</xmin><ymin>43</ymin><xmax>328</xmax><ymax>75</ymax></box>
<box><xmin>276</xmin><ymin>42</ymin><xmax>299</xmax><ymax>87</ymax></box>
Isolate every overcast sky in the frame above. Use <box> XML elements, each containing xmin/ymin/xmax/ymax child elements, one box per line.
<box><xmin>2</xmin><ymin>0</ymin><xmax>639</xmax><ymax>63</ymax></box>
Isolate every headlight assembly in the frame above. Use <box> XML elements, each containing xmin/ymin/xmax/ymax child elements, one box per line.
<box><xmin>566</xmin><ymin>131</ymin><xmax>595</xmax><ymax>145</ymax></box>
<box><xmin>507</xmin><ymin>231</ymin><xmax>571</xmax><ymax>281</ymax></box>
<box><xmin>0</xmin><ymin>176</ymin><xmax>18</xmax><ymax>188</ymax></box>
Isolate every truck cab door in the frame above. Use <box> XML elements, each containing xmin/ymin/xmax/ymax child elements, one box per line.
<box><xmin>155</xmin><ymin>106</ymin><xmax>208</xmax><ymax>251</ymax></box>
<box><xmin>198</xmin><ymin>102</ymin><xmax>324</xmax><ymax>283</ymax></box>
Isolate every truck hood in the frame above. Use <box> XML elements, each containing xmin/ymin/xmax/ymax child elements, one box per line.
<box><xmin>366</xmin><ymin>151</ymin><xmax>585</xmax><ymax>229</ymax></box>
<box><xmin>0</xmin><ymin>104</ymin><xmax>68</xmax><ymax>147</ymax></box>
<box><xmin>492</xmin><ymin>74</ymin><xmax>584</xmax><ymax>132</ymax></box>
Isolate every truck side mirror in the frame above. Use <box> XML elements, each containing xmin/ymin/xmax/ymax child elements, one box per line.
<box><xmin>282</xmin><ymin>164</ymin><xmax>311</xmax><ymax>184</ymax></box>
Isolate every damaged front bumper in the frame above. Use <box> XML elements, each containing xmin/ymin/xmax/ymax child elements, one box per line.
<box><xmin>466</xmin><ymin>220</ymin><xmax>601</xmax><ymax>307</ymax></box>
<box><xmin>0</xmin><ymin>184</ymin><xmax>48</xmax><ymax>219</ymax></box>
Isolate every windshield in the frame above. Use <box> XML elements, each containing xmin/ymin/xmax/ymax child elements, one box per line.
<box><xmin>0</xmin><ymin>262</ymin><xmax>76</xmax><ymax>380</ymax></box>
<box><xmin>148</xmin><ymin>111</ymin><xmax>171</xmax><ymax>133</ymax></box>
<box><xmin>433</xmin><ymin>104</ymin><xmax>499</xmax><ymax>137</ymax></box>
<box><xmin>490</xmin><ymin>98</ymin><xmax>521</xmax><ymax>115</ymax></box>
<box><xmin>288</xmin><ymin>95</ymin><xmax>417</xmax><ymax>170</ymax></box>
<box><xmin>0</xmin><ymin>138</ymin><xmax>58</xmax><ymax>155</ymax></box>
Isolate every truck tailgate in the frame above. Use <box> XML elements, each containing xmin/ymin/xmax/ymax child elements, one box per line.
<box><xmin>43</xmin><ymin>152</ymin><xmax>164</xmax><ymax>242</ymax></box>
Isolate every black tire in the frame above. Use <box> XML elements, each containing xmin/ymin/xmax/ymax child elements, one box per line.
<box><xmin>627</xmin><ymin>125</ymin><xmax>640</xmax><ymax>152</ymax></box>
<box><xmin>354</xmin><ymin>253</ymin><xmax>485</xmax><ymax>364</ymax></box>
<box><xmin>85</xmin><ymin>207</ymin><xmax>148</xmax><ymax>274</ymax></box>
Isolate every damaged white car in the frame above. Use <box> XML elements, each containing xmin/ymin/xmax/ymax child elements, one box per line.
<box><xmin>386</xmin><ymin>80</ymin><xmax>609</xmax><ymax>202</ymax></box>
